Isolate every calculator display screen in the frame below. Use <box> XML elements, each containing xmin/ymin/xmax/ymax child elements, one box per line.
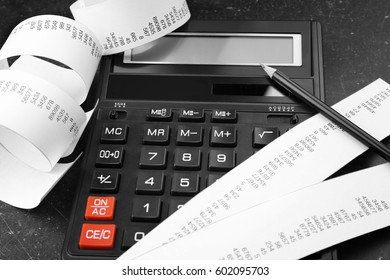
<box><xmin>124</xmin><ymin>33</ymin><xmax>302</xmax><ymax>66</ymax></box>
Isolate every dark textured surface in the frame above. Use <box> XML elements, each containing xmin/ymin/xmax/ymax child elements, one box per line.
<box><xmin>1</xmin><ymin>0</ymin><xmax>390</xmax><ymax>259</ymax></box>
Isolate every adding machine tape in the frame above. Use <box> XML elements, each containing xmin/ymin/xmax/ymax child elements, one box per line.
<box><xmin>131</xmin><ymin>163</ymin><xmax>390</xmax><ymax>260</ymax></box>
<box><xmin>0</xmin><ymin>0</ymin><xmax>190</xmax><ymax>208</ymax></box>
<box><xmin>120</xmin><ymin>79</ymin><xmax>390</xmax><ymax>259</ymax></box>
<box><xmin>0</xmin><ymin>0</ymin><xmax>190</xmax><ymax>172</ymax></box>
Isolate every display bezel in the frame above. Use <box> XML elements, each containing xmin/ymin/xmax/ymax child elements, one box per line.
<box><xmin>123</xmin><ymin>32</ymin><xmax>302</xmax><ymax>66</ymax></box>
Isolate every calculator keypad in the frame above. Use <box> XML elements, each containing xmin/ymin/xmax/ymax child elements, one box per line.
<box><xmin>65</xmin><ymin>106</ymin><xmax>310</xmax><ymax>259</ymax></box>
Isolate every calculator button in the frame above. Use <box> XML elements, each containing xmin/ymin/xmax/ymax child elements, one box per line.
<box><xmin>91</xmin><ymin>170</ymin><xmax>120</xmax><ymax>193</ymax></box>
<box><xmin>210</xmin><ymin>126</ymin><xmax>237</xmax><ymax>147</ymax></box>
<box><xmin>143</xmin><ymin>125</ymin><xmax>170</xmax><ymax>145</ymax></box>
<box><xmin>171</xmin><ymin>173</ymin><xmax>200</xmax><ymax>196</ymax></box>
<box><xmin>139</xmin><ymin>147</ymin><xmax>168</xmax><ymax>169</ymax></box>
<box><xmin>178</xmin><ymin>109</ymin><xmax>204</xmax><ymax>122</ymax></box>
<box><xmin>85</xmin><ymin>196</ymin><xmax>116</xmax><ymax>221</ymax></box>
<box><xmin>168</xmin><ymin>197</ymin><xmax>190</xmax><ymax>216</ymax></box>
<box><xmin>176</xmin><ymin>125</ymin><xmax>203</xmax><ymax>146</ymax></box>
<box><xmin>253</xmin><ymin>127</ymin><xmax>279</xmax><ymax>148</ymax></box>
<box><xmin>146</xmin><ymin>108</ymin><xmax>172</xmax><ymax>121</ymax></box>
<box><xmin>173</xmin><ymin>148</ymin><xmax>202</xmax><ymax>170</ymax></box>
<box><xmin>121</xmin><ymin>225</ymin><xmax>155</xmax><ymax>250</ymax></box>
<box><xmin>100</xmin><ymin>123</ymin><xmax>128</xmax><ymax>144</ymax></box>
<box><xmin>208</xmin><ymin>150</ymin><xmax>236</xmax><ymax>171</ymax></box>
<box><xmin>207</xmin><ymin>174</ymin><xmax>222</xmax><ymax>186</ymax></box>
<box><xmin>95</xmin><ymin>146</ymin><xmax>124</xmax><ymax>168</ymax></box>
<box><xmin>79</xmin><ymin>224</ymin><xmax>116</xmax><ymax>250</ymax></box>
<box><xmin>211</xmin><ymin>109</ymin><xmax>237</xmax><ymax>123</ymax></box>
<box><xmin>131</xmin><ymin>197</ymin><xmax>162</xmax><ymax>222</ymax></box>
<box><xmin>136</xmin><ymin>172</ymin><xmax>165</xmax><ymax>194</ymax></box>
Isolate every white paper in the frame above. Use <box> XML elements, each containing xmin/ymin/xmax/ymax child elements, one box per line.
<box><xmin>0</xmin><ymin>0</ymin><xmax>190</xmax><ymax>208</ymax></box>
<box><xmin>0</xmin><ymin>69</ymin><xmax>87</xmax><ymax>172</ymax></box>
<box><xmin>132</xmin><ymin>163</ymin><xmax>390</xmax><ymax>260</ymax></box>
<box><xmin>70</xmin><ymin>0</ymin><xmax>191</xmax><ymax>55</ymax></box>
<box><xmin>0</xmin><ymin>15</ymin><xmax>102</xmax><ymax>93</ymax></box>
<box><xmin>11</xmin><ymin>55</ymin><xmax>88</xmax><ymax>104</ymax></box>
<box><xmin>120</xmin><ymin>78</ymin><xmax>390</xmax><ymax>259</ymax></box>
<box><xmin>0</xmin><ymin>147</ymin><xmax>77</xmax><ymax>209</ymax></box>
<box><xmin>0</xmin><ymin>109</ymin><xmax>94</xmax><ymax>209</ymax></box>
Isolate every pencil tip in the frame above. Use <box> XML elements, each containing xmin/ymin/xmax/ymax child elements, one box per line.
<box><xmin>260</xmin><ymin>64</ymin><xmax>276</xmax><ymax>78</ymax></box>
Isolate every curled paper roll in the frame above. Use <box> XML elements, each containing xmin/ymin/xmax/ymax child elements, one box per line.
<box><xmin>0</xmin><ymin>69</ymin><xmax>87</xmax><ymax>172</ymax></box>
<box><xmin>0</xmin><ymin>15</ymin><xmax>99</xmax><ymax>171</ymax></box>
<box><xmin>71</xmin><ymin>0</ymin><xmax>191</xmax><ymax>55</ymax></box>
<box><xmin>0</xmin><ymin>15</ymin><xmax>102</xmax><ymax>96</ymax></box>
<box><xmin>0</xmin><ymin>0</ymin><xmax>190</xmax><ymax>172</ymax></box>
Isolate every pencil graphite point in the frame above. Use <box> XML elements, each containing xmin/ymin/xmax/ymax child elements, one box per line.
<box><xmin>260</xmin><ymin>63</ymin><xmax>276</xmax><ymax>78</ymax></box>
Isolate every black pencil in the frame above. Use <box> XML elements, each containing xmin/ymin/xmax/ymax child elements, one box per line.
<box><xmin>260</xmin><ymin>64</ymin><xmax>390</xmax><ymax>162</ymax></box>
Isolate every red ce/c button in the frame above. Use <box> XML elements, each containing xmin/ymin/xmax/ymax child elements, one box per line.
<box><xmin>79</xmin><ymin>224</ymin><xmax>116</xmax><ymax>250</ymax></box>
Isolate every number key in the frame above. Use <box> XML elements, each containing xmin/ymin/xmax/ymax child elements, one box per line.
<box><xmin>131</xmin><ymin>197</ymin><xmax>162</xmax><ymax>222</ymax></box>
<box><xmin>173</xmin><ymin>148</ymin><xmax>201</xmax><ymax>170</ymax></box>
<box><xmin>139</xmin><ymin>147</ymin><xmax>167</xmax><ymax>169</ymax></box>
<box><xmin>121</xmin><ymin>225</ymin><xmax>155</xmax><ymax>250</ymax></box>
<box><xmin>136</xmin><ymin>172</ymin><xmax>165</xmax><ymax>194</ymax></box>
<box><xmin>168</xmin><ymin>197</ymin><xmax>190</xmax><ymax>216</ymax></box>
<box><xmin>208</xmin><ymin>149</ymin><xmax>235</xmax><ymax>171</ymax></box>
<box><xmin>171</xmin><ymin>173</ymin><xmax>200</xmax><ymax>196</ymax></box>
<box><xmin>95</xmin><ymin>146</ymin><xmax>124</xmax><ymax>168</ymax></box>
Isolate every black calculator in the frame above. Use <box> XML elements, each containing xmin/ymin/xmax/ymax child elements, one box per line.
<box><xmin>62</xmin><ymin>20</ymin><xmax>334</xmax><ymax>259</ymax></box>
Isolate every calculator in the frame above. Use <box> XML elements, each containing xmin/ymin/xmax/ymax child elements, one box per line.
<box><xmin>62</xmin><ymin>20</ymin><xmax>334</xmax><ymax>259</ymax></box>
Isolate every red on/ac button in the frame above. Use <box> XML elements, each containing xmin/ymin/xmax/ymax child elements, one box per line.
<box><xmin>85</xmin><ymin>196</ymin><xmax>116</xmax><ymax>220</ymax></box>
<box><xmin>79</xmin><ymin>224</ymin><xmax>116</xmax><ymax>250</ymax></box>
